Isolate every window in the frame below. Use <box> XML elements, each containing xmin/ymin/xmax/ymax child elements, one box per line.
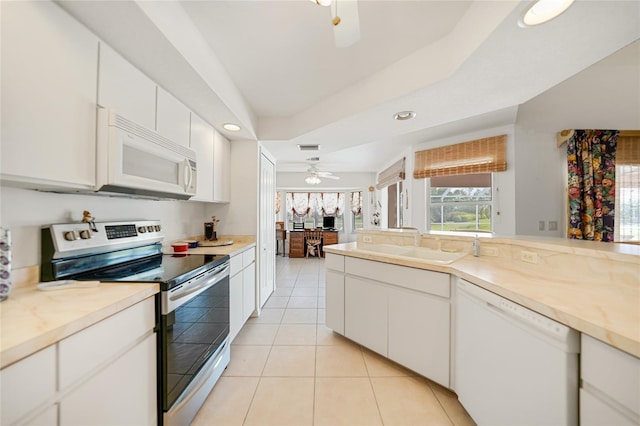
<box><xmin>428</xmin><ymin>174</ymin><xmax>492</xmax><ymax>232</ymax></box>
<box><xmin>285</xmin><ymin>192</ymin><xmax>345</xmax><ymax>230</ymax></box>
<box><xmin>614</xmin><ymin>133</ymin><xmax>639</xmax><ymax>243</ymax></box>
<box><xmin>616</xmin><ymin>165</ymin><xmax>640</xmax><ymax>242</ymax></box>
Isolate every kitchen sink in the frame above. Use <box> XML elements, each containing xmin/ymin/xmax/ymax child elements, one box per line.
<box><xmin>354</xmin><ymin>244</ymin><xmax>466</xmax><ymax>264</ymax></box>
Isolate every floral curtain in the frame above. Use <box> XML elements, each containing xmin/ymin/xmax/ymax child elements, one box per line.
<box><xmin>350</xmin><ymin>192</ymin><xmax>362</xmax><ymax>216</ymax></box>
<box><xmin>287</xmin><ymin>192</ymin><xmax>311</xmax><ymax>217</ymax></box>
<box><xmin>275</xmin><ymin>192</ymin><xmax>281</xmax><ymax>214</ymax></box>
<box><xmin>567</xmin><ymin>129</ymin><xmax>619</xmax><ymax>242</ymax></box>
<box><xmin>320</xmin><ymin>193</ymin><xmax>345</xmax><ymax>216</ymax></box>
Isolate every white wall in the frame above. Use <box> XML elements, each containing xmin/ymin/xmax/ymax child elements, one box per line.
<box><xmin>208</xmin><ymin>139</ymin><xmax>259</xmax><ymax>236</ymax></box>
<box><xmin>514</xmin><ymin>40</ymin><xmax>640</xmax><ymax>237</ymax></box>
<box><xmin>0</xmin><ymin>186</ymin><xmax>208</xmax><ymax>268</ymax></box>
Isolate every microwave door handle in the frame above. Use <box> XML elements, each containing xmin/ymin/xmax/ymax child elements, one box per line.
<box><xmin>183</xmin><ymin>159</ymin><xmax>193</xmax><ymax>192</ymax></box>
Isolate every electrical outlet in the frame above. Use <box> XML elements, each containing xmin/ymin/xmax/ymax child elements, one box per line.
<box><xmin>538</xmin><ymin>221</ymin><xmax>545</xmax><ymax>231</ymax></box>
<box><xmin>520</xmin><ymin>251</ymin><xmax>538</xmax><ymax>264</ymax></box>
<box><xmin>362</xmin><ymin>235</ymin><xmax>373</xmax><ymax>243</ymax></box>
<box><xmin>548</xmin><ymin>221</ymin><xmax>558</xmax><ymax>231</ymax></box>
<box><xmin>481</xmin><ymin>247</ymin><xmax>498</xmax><ymax>257</ymax></box>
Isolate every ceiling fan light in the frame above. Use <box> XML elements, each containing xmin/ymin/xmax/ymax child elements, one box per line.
<box><xmin>305</xmin><ymin>175</ymin><xmax>321</xmax><ymax>185</ymax></box>
<box><xmin>519</xmin><ymin>0</ymin><xmax>575</xmax><ymax>27</ymax></box>
<box><xmin>223</xmin><ymin>123</ymin><xmax>241</xmax><ymax>131</ymax></box>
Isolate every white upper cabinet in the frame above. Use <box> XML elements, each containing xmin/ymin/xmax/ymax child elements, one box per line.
<box><xmin>189</xmin><ymin>113</ymin><xmax>215</xmax><ymax>202</ymax></box>
<box><xmin>156</xmin><ymin>87</ymin><xmax>191</xmax><ymax>147</ymax></box>
<box><xmin>97</xmin><ymin>43</ymin><xmax>156</xmax><ymax>130</ymax></box>
<box><xmin>0</xmin><ymin>1</ymin><xmax>98</xmax><ymax>189</ymax></box>
<box><xmin>213</xmin><ymin>131</ymin><xmax>231</xmax><ymax>202</ymax></box>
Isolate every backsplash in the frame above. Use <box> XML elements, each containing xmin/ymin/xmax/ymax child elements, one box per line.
<box><xmin>0</xmin><ymin>186</ymin><xmax>209</xmax><ymax>268</ymax></box>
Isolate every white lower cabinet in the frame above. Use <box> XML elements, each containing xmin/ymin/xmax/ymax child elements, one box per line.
<box><xmin>388</xmin><ymin>286</ymin><xmax>450</xmax><ymax>385</ymax></box>
<box><xmin>580</xmin><ymin>334</ymin><xmax>640</xmax><ymax>425</ymax></box>
<box><xmin>59</xmin><ymin>333</ymin><xmax>157</xmax><ymax>426</ymax></box>
<box><xmin>325</xmin><ymin>269</ymin><xmax>345</xmax><ymax>334</ymax></box>
<box><xmin>345</xmin><ymin>276</ymin><xmax>388</xmax><ymax>356</ymax></box>
<box><xmin>328</xmin><ymin>255</ymin><xmax>451</xmax><ymax>388</ymax></box>
<box><xmin>229</xmin><ymin>246</ymin><xmax>256</xmax><ymax>342</ymax></box>
<box><xmin>0</xmin><ymin>345</ymin><xmax>56</xmax><ymax>425</ymax></box>
<box><xmin>0</xmin><ymin>297</ymin><xmax>157</xmax><ymax>426</ymax></box>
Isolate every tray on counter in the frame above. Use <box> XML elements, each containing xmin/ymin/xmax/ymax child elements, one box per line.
<box><xmin>197</xmin><ymin>239</ymin><xmax>234</xmax><ymax>247</ymax></box>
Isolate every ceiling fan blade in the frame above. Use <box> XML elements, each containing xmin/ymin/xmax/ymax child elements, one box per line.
<box><xmin>323</xmin><ymin>175</ymin><xmax>340</xmax><ymax>180</ymax></box>
<box><xmin>332</xmin><ymin>0</ymin><xmax>360</xmax><ymax>48</ymax></box>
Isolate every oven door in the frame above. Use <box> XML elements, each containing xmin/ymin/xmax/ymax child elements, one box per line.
<box><xmin>159</xmin><ymin>262</ymin><xmax>230</xmax><ymax>422</ymax></box>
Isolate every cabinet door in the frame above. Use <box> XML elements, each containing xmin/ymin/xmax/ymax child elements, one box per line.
<box><xmin>213</xmin><ymin>131</ymin><xmax>231</xmax><ymax>202</ymax></box>
<box><xmin>325</xmin><ymin>270</ymin><xmax>345</xmax><ymax>334</ymax></box>
<box><xmin>157</xmin><ymin>87</ymin><xmax>191</xmax><ymax>147</ymax></box>
<box><xmin>60</xmin><ymin>333</ymin><xmax>157</xmax><ymax>426</ymax></box>
<box><xmin>98</xmin><ymin>42</ymin><xmax>156</xmax><ymax>130</ymax></box>
<box><xmin>243</xmin><ymin>262</ymin><xmax>256</xmax><ymax>321</ymax></box>
<box><xmin>388</xmin><ymin>287</ymin><xmax>450</xmax><ymax>386</ymax></box>
<box><xmin>189</xmin><ymin>113</ymin><xmax>215</xmax><ymax>202</ymax></box>
<box><xmin>0</xmin><ymin>345</ymin><xmax>56</xmax><ymax>425</ymax></box>
<box><xmin>1</xmin><ymin>1</ymin><xmax>98</xmax><ymax>188</ymax></box>
<box><xmin>230</xmin><ymin>272</ymin><xmax>243</xmax><ymax>342</ymax></box>
<box><xmin>345</xmin><ymin>276</ymin><xmax>387</xmax><ymax>356</ymax></box>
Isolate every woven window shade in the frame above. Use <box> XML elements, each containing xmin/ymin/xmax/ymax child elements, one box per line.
<box><xmin>617</xmin><ymin>134</ymin><xmax>640</xmax><ymax>165</ymax></box>
<box><xmin>376</xmin><ymin>157</ymin><xmax>406</xmax><ymax>189</ymax></box>
<box><xmin>413</xmin><ymin>135</ymin><xmax>507</xmax><ymax>179</ymax></box>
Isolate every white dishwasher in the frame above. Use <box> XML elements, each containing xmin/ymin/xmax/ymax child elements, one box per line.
<box><xmin>454</xmin><ymin>279</ymin><xmax>580</xmax><ymax>426</ymax></box>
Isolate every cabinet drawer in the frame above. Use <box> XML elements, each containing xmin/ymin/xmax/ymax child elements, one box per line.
<box><xmin>242</xmin><ymin>247</ymin><xmax>255</xmax><ymax>267</ymax></box>
<box><xmin>230</xmin><ymin>253</ymin><xmax>243</xmax><ymax>277</ymax></box>
<box><xmin>0</xmin><ymin>345</ymin><xmax>56</xmax><ymax>425</ymax></box>
<box><xmin>345</xmin><ymin>257</ymin><xmax>450</xmax><ymax>298</ymax></box>
<box><xmin>59</xmin><ymin>297</ymin><xmax>155</xmax><ymax>389</ymax></box>
<box><xmin>581</xmin><ymin>334</ymin><xmax>640</xmax><ymax>417</ymax></box>
<box><xmin>323</xmin><ymin>232</ymin><xmax>338</xmax><ymax>245</ymax></box>
<box><xmin>325</xmin><ymin>253</ymin><xmax>345</xmax><ymax>272</ymax></box>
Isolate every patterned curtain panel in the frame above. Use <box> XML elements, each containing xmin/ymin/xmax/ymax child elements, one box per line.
<box><xmin>567</xmin><ymin>129</ymin><xmax>619</xmax><ymax>242</ymax></box>
<box><xmin>275</xmin><ymin>192</ymin><xmax>281</xmax><ymax>214</ymax></box>
<box><xmin>287</xmin><ymin>192</ymin><xmax>311</xmax><ymax>217</ymax></box>
<box><xmin>320</xmin><ymin>193</ymin><xmax>345</xmax><ymax>215</ymax></box>
<box><xmin>351</xmin><ymin>192</ymin><xmax>362</xmax><ymax>216</ymax></box>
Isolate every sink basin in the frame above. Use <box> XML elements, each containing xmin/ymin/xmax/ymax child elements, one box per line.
<box><xmin>355</xmin><ymin>244</ymin><xmax>466</xmax><ymax>264</ymax></box>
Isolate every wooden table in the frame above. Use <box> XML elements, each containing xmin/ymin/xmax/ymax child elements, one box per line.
<box><xmin>288</xmin><ymin>230</ymin><xmax>338</xmax><ymax>258</ymax></box>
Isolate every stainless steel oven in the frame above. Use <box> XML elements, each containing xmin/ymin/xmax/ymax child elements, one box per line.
<box><xmin>41</xmin><ymin>220</ymin><xmax>230</xmax><ymax>426</ymax></box>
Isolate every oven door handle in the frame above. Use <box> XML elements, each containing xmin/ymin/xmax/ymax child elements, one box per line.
<box><xmin>168</xmin><ymin>264</ymin><xmax>230</xmax><ymax>303</ymax></box>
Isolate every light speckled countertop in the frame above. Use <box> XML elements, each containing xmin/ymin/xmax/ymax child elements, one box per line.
<box><xmin>0</xmin><ymin>270</ymin><xmax>158</xmax><ymax>369</ymax></box>
<box><xmin>324</xmin><ymin>237</ymin><xmax>640</xmax><ymax>358</ymax></box>
<box><xmin>164</xmin><ymin>235</ymin><xmax>256</xmax><ymax>256</ymax></box>
<box><xmin>0</xmin><ymin>236</ymin><xmax>256</xmax><ymax>369</ymax></box>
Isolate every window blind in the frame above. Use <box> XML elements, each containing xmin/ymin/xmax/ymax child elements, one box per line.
<box><xmin>376</xmin><ymin>157</ymin><xmax>406</xmax><ymax>189</ymax></box>
<box><xmin>617</xmin><ymin>133</ymin><xmax>640</xmax><ymax>165</ymax></box>
<box><xmin>413</xmin><ymin>135</ymin><xmax>507</xmax><ymax>179</ymax></box>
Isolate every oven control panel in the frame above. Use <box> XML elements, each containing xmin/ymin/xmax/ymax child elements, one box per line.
<box><xmin>47</xmin><ymin>220</ymin><xmax>163</xmax><ymax>258</ymax></box>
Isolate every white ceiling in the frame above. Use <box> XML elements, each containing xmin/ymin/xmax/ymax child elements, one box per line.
<box><xmin>59</xmin><ymin>0</ymin><xmax>640</xmax><ymax>175</ymax></box>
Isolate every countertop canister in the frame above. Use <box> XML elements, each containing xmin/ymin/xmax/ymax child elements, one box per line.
<box><xmin>0</xmin><ymin>227</ymin><xmax>11</xmax><ymax>301</ymax></box>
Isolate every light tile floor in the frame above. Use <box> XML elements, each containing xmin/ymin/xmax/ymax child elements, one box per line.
<box><xmin>193</xmin><ymin>257</ymin><xmax>476</xmax><ymax>426</ymax></box>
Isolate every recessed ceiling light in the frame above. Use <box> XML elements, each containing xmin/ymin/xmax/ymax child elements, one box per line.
<box><xmin>393</xmin><ymin>111</ymin><xmax>416</xmax><ymax>121</ymax></box>
<box><xmin>223</xmin><ymin>123</ymin><xmax>241</xmax><ymax>131</ymax></box>
<box><xmin>519</xmin><ymin>0</ymin><xmax>575</xmax><ymax>27</ymax></box>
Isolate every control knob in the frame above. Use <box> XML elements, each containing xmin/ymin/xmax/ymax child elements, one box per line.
<box><xmin>155</xmin><ymin>225</ymin><xmax>161</xmax><ymax>232</ymax></box>
<box><xmin>147</xmin><ymin>226</ymin><xmax>154</xmax><ymax>232</ymax></box>
<box><xmin>138</xmin><ymin>226</ymin><xmax>147</xmax><ymax>233</ymax></box>
<box><xmin>79</xmin><ymin>230</ymin><xmax>92</xmax><ymax>240</ymax></box>
<box><xmin>63</xmin><ymin>231</ymin><xmax>78</xmax><ymax>241</ymax></box>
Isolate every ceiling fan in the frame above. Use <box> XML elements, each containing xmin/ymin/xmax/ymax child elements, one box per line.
<box><xmin>305</xmin><ymin>165</ymin><xmax>340</xmax><ymax>184</ymax></box>
<box><xmin>308</xmin><ymin>0</ymin><xmax>360</xmax><ymax>48</ymax></box>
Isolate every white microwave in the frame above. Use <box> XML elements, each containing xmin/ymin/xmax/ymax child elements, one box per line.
<box><xmin>96</xmin><ymin>108</ymin><xmax>197</xmax><ymax>200</ymax></box>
